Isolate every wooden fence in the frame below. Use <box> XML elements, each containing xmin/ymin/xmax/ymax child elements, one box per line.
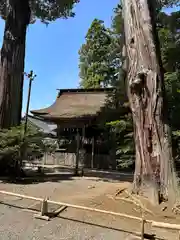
<box><xmin>0</xmin><ymin>190</ymin><xmax>180</xmax><ymax>239</ymax></box>
<box><xmin>28</xmin><ymin>151</ymin><xmax>115</xmax><ymax>170</ymax></box>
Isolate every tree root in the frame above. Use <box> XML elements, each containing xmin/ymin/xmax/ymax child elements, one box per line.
<box><xmin>107</xmin><ymin>189</ymin><xmax>154</xmax><ymax>215</ymax></box>
<box><xmin>172</xmin><ymin>203</ymin><xmax>180</xmax><ymax>214</ymax></box>
<box><xmin>115</xmin><ymin>196</ymin><xmax>136</xmax><ymax>204</ymax></box>
<box><xmin>124</xmin><ymin>190</ymin><xmax>154</xmax><ymax>215</ymax></box>
<box><xmin>114</xmin><ymin>188</ymin><xmax>127</xmax><ymax>197</ymax></box>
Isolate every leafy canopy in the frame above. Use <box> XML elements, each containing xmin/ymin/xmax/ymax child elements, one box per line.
<box><xmin>0</xmin><ymin>0</ymin><xmax>80</xmax><ymax>23</ymax></box>
<box><xmin>79</xmin><ymin>19</ymin><xmax>116</xmax><ymax>88</ymax></box>
<box><xmin>0</xmin><ymin>123</ymin><xmax>56</xmax><ymax>163</ymax></box>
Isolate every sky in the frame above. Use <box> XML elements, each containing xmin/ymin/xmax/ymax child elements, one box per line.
<box><xmin>0</xmin><ymin>1</ymin><xmax>179</xmax><ymax>116</ymax></box>
<box><xmin>0</xmin><ymin>0</ymin><xmax>120</xmax><ymax>115</ymax></box>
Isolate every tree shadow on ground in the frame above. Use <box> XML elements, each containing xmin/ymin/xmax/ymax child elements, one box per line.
<box><xmin>46</xmin><ymin>166</ymin><xmax>134</xmax><ymax>182</ymax></box>
<box><xmin>58</xmin><ymin>216</ymin><xmax>162</xmax><ymax>240</ymax></box>
<box><xmin>0</xmin><ymin>200</ymin><xmax>162</xmax><ymax>240</ymax></box>
<box><xmin>0</xmin><ymin>166</ymin><xmax>133</xmax><ymax>185</ymax></box>
<box><xmin>84</xmin><ymin>169</ymin><xmax>133</xmax><ymax>182</ymax></box>
<box><xmin>0</xmin><ymin>172</ymin><xmax>74</xmax><ymax>185</ymax></box>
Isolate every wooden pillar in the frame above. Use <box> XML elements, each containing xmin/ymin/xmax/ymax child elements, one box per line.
<box><xmin>74</xmin><ymin>128</ymin><xmax>80</xmax><ymax>176</ymax></box>
<box><xmin>141</xmin><ymin>218</ymin><xmax>145</xmax><ymax>240</ymax></box>
<box><xmin>81</xmin><ymin>125</ymin><xmax>86</xmax><ymax>176</ymax></box>
<box><xmin>91</xmin><ymin>136</ymin><xmax>95</xmax><ymax>169</ymax></box>
<box><xmin>111</xmin><ymin>131</ymin><xmax>117</xmax><ymax>170</ymax></box>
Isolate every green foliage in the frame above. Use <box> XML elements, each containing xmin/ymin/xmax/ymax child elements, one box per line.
<box><xmin>159</xmin><ymin>0</ymin><xmax>180</xmax><ymax>8</ymax></box>
<box><xmin>165</xmin><ymin>72</ymin><xmax>180</xmax><ymax>128</ymax></box>
<box><xmin>30</xmin><ymin>0</ymin><xmax>80</xmax><ymax>23</ymax></box>
<box><xmin>158</xmin><ymin>11</ymin><xmax>180</xmax><ymax>73</ymax></box>
<box><xmin>0</xmin><ymin>126</ymin><xmax>23</xmax><ymax>160</ymax></box>
<box><xmin>79</xmin><ymin>19</ymin><xmax>117</xmax><ymax>88</ymax></box>
<box><xmin>0</xmin><ymin>124</ymin><xmax>56</xmax><ymax>171</ymax></box>
<box><xmin>78</xmin><ymin>3</ymin><xmax>133</xmax><ymax>169</ymax></box>
<box><xmin>106</xmin><ymin>4</ymin><xmax>134</xmax><ymax>169</ymax></box>
<box><xmin>158</xmin><ymin>10</ymin><xmax>180</xmax><ymax>131</ymax></box>
<box><xmin>107</xmin><ymin>115</ymin><xmax>134</xmax><ymax>169</ymax></box>
<box><xmin>111</xmin><ymin>4</ymin><xmax>123</xmax><ymax>35</ymax></box>
<box><xmin>0</xmin><ymin>0</ymin><xmax>80</xmax><ymax>23</ymax></box>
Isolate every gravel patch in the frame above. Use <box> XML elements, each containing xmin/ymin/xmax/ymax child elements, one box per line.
<box><xmin>0</xmin><ymin>176</ymin><xmax>178</xmax><ymax>239</ymax></box>
<box><xmin>0</xmin><ymin>203</ymin><xmax>130</xmax><ymax>240</ymax></box>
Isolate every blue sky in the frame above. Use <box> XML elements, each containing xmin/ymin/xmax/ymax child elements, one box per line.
<box><xmin>0</xmin><ymin>1</ymin><xmax>179</xmax><ymax>115</ymax></box>
<box><xmin>0</xmin><ymin>0</ymin><xmax>120</xmax><ymax>115</ymax></box>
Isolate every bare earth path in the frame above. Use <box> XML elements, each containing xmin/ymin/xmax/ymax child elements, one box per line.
<box><xmin>0</xmin><ymin>173</ymin><xmax>179</xmax><ymax>239</ymax></box>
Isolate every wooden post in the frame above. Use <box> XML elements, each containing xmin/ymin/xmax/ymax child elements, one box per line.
<box><xmin>23</xmin><ymin>71</ymin><xmax>36</xmax><ymax>138</ymax></box>
<box><xmin>52</xmin><ymin>206</ymin><xmax>67</xmax><ymax>217</ymax></box>
<box><xmin>91</xmin><ymin>136</ymin><xmax>94</xmax><ymax>169</ymax></box>
<box><xmin>141</xmin><ymin>218</ymin><xmax>145</xmax><ymax>240</ymax></box>
<box><xmin>111</xmin><ymin>131</ymin><xmax>117</xmax><ymax>170</ymax></box>
<box><xmin>41</xmin><ymin>198</ymin><xmax>48</xmax><ymax>215</ymax></box>
<box><xmin>20</xmin><ymin>71</ymin><xmax>37</xmax><ymax>169</ymax></box>
<box><xmin>3</xmin><ymin>189</ymin><xmax>180</xmax><ymax>237</ymax></box>
<box><xmin>0</xmin><ymin>190</ymin><xmax>147</xmax><ymax>222</ymax></box>
<box><xmin>34</xmin><ymin>198</ymin><xmax>49</xmax><ymax>221</ymax></box>
<box><xmin>81</xmin><ymin>125</ymin><xmax>86</xmax><ymax>176</ymax></box>
<box><xmin>43</xmin><ymin>151</ymin><xmax>46</xmax><ymax>165</ymax></box>
<box><xmin>75</xmin><ymin>129</ymin><xmax>80</xmax><ymax>176</ymax></box>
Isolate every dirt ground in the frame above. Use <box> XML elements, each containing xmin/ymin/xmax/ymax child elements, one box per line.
<box><xmin>0</xmin><ymin>171</ymin><xmax>180</xmax><ymax>239</ymax></box>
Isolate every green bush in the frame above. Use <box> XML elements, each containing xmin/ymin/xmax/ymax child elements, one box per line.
<box><xmin>0</xmin><ymin>124</ymin><xmax>56</xmax><ymax>176</ymax></box>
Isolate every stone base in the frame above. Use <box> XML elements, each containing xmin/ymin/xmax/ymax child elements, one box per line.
<box><xmin>34</xmin><ymin>214</ymin><xmax>50</xmax><ymax>221</ymax></box>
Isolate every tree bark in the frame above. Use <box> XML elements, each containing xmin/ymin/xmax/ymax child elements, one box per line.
<box><xmin>122</xmin><ymin>0</ymin><xmax>177</xmax><ymax>204</ymax></box>
<box><xmin>0</xmin><ymin>0</ymin><xmax>30</xmax><ymax>129</ymax></box>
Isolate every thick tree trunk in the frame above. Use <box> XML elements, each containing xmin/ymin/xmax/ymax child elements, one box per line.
<box><xmin>0</xmin><ymin>0</ymin><xmax>30</xmax><ymax>129</ymax></box>
<box><xmin>122</xmin><ymin>0</ymin><xmax>177</xmax><ymax>204</ymax></box>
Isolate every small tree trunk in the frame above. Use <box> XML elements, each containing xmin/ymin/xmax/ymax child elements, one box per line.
<box><xmin>0</xmin><ymin>0</ymin><xmax>30</xmax><ymax>129</ymax></box>
<box><xmin>122</xmin><ymin>0</ymin><xmax>177</xmax><ymax>204</ymax></box>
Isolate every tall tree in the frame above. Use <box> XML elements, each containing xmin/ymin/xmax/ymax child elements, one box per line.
<box><xmin>79</xmin><ymin>19</ymin><xmax>116</xmax><ymax>88</ymax></box>
<box><xmin>122</xmin><ymin>0</ymin><xmax>178</xmax><ymax>204</ymax></box>
<box><xmin>0</xmin><ymin>0</ymin><xmax>31</xmax><ymax>129</ymax></box>
<box><xmin>158</xmin><ymin>10</ymin><xmax>180</xmax><ymax>130</ymax></box>
<box><xmin>0</xmin><ymin>0</ymin><xmax>79</xmax><ymax>129</ymax></box>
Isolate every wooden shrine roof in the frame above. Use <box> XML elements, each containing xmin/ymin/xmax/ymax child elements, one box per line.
<box><xmin>31</xmin><ymin>88</ymin><xmax>114</xmax><ymax>122</ymax></box>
